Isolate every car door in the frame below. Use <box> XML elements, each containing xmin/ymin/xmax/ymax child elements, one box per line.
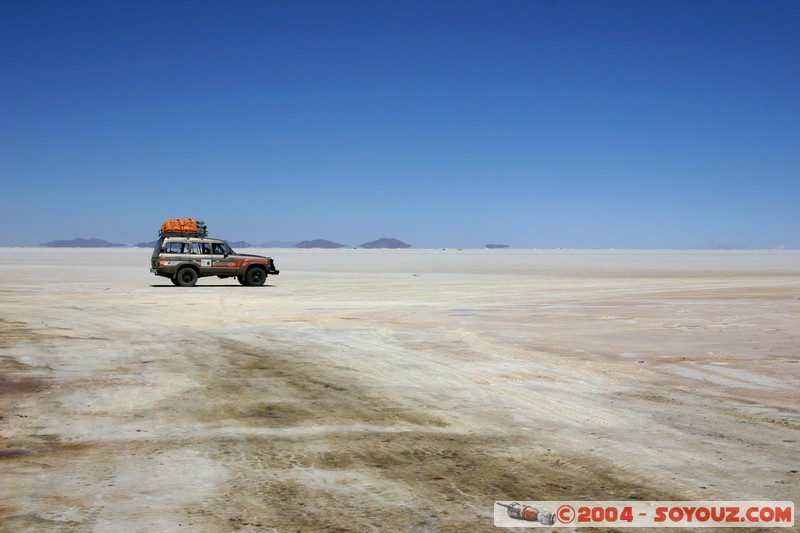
<box><xmin>191</xmin><ymin>241</ymin><xmax>213</xmax><ymax>274</ymax></box>
<box><xmin>211</xmin><ymin>241</ymin><xmax>239</xmax><ymax>274</ymax></box>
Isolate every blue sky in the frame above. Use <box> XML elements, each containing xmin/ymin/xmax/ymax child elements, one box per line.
<box><xmin>2</xmin><ymin>0</ymin><xmax>798</xmax><ymax>248</ymax></box>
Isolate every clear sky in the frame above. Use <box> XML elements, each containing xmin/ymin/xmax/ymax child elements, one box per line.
<box><xmin>2</xmin><ymin>0</ymin><xmax>798</xmax><ymax>248</ymax></box>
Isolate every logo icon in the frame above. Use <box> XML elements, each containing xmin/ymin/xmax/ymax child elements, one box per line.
<box><xmin>496</xmin><ymin>502</ymin><xmax>556</xmax><ymax>525</ymax></box>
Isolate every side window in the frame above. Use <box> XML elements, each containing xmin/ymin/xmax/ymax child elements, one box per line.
<box><xmin>212</xmin><ymin>243</ymin><xmax>227</xmax><ymax>255</ymax></box>
<box><xmin>191</xmin><ymin>243</ymin><xmax>211</xmax><ymax>254</ymax></box>
<box><xmin>165</xmin><ymin>241</ymin><xmax>187</xmax><ymax>254</ymax></box>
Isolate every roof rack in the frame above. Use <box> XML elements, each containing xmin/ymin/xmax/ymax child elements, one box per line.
<box><xmin>159</xmin><ymin>230</ymin><xmax>209</xmax><ymax>238</ymax></box>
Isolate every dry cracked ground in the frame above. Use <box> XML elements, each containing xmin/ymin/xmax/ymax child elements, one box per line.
<box><xmin>1</xmin><ymin>248</ymin><xmax>798</xmax><ymax>532</ymax></box>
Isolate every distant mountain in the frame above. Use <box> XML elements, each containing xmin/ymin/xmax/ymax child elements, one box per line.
<box><xmin>42</xmin><ymin>237</ymin><xmax>126</xmax><ymax>248</ymax></box>
<box><xmin>296</xmin><ymin>239</ymin><xmax>345</xmax><ymax>249</ymax></box>
<box><xmin>259</xmin><ymin>240</ymin><xmax>298</xmax><ymax>248</ymax></box>
<box><xmin>135</xmin><ymin>239</ymin><xmax>298</xmax><ymax>248</ymax></box>
<box><xmin>360</xmin><ymin>237</ymin><xmax>411</xmax><ymax>249</ymax></box>
<box><xmin>486</xmin><ymin>244</ymin><xmax>510</xmax><ymax>249</ymax></box>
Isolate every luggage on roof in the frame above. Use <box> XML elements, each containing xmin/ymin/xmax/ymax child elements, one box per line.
<box><xmin>159</xmin><ymin>218</ymin><xmax>207</xmax><ymax>236</ymax></box>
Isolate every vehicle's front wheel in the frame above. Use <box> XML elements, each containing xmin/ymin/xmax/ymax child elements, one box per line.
<box><xmin>175</xmin><ymin>267</ymin><xmax>198</xmax><ymax>287</ymax></box>
<box><xmin>170</xmin><ymin>276</ymin><xmax>180</xmax><ymax>286</ymax></box>
<box><xmin>237</xmin><ymin>275</ymin><xmax>247</xmax><ymax>286</ymax></box>
<box><xmin>245</xmin><ymin>266</ymin><xmax>266</xmax><ymax>286</ymax></box>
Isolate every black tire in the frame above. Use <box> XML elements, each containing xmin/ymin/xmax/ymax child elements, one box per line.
<box><xmin>245</xmin><ymin>266</ymin><xmax>267</xmax><ymax>287</ymax></box>
<box><xmin>237</xmin><ymin>275</ymin><xmax>247</xmax><ymax>286</ymax></box>
<box><xmin>170</xmin><ymin>276</ymin><xmax>180</xmax><ymax>286</ymax></box>
<box><xmin>175</xmin><ymin>267</ymin><xmax>198</xmax><ymax>287</ymax></box>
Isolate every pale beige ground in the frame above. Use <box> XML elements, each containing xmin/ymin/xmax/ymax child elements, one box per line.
<box><xmin>1</xmin><ymin>248</ymin><xmax>798</xmax><ymax>532</ymax></box>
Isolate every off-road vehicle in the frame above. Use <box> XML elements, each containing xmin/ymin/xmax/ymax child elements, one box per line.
<box><xmin>150</xmin><ymin>235</ymin><xmax>279</xmax><ymax>287</ymax></box>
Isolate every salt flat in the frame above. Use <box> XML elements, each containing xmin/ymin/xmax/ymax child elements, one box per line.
<box><xmin>1</xmin><ymin>248</ymin><xmax>798</xmax><ymax>531</ymax></box>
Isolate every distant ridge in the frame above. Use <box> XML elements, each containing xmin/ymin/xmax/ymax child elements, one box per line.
<box><xmin>42</xmin><ymin>237</ymin><xmax>125</xmax><ymax>248</ymax></box>
<box><xmin>133</xmin><ymin>239</ymin><xmax>299</xmax><ymax>248</ymax></box>
<box><xmin>259</xmin><ymin>240</ymin><xmax>298</xmax><ymax>248</ymax></box>
<box><xmin>486</xmin><ymin>244</ymin><xmax>510</xmax><ymax>249</ymax></box>
<box><xmin>296</xmin><ymin>239</ymin><xmax>345</xmax><ymax>249</ymax></box>
<box><xmin>360</xmin><ymin>237</ymin><xmax>411</xmax><ymax>249</ymax></box>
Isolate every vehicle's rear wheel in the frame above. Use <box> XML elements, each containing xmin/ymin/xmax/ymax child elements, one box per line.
<box><xmin>237</xmin><ymin>275</ymin><xmax>247</xmax><ymax>286</ymax></box>
<box><xmin>175</xmin><ymin>267</ymin><xmax>198</xmax><ymax>287</ymax></box>
<box><xmin>245</xmin><ymin>266</ymin><xmax>266</xmax><ymax>287</ymax></box>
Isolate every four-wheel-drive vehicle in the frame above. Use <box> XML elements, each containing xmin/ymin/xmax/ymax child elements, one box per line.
<box><xmin>150</xmin><ymin>235</ymin><xmax>279</xmax><ymax>287</ymax></box>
